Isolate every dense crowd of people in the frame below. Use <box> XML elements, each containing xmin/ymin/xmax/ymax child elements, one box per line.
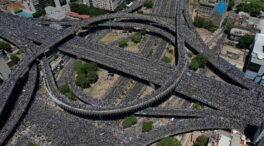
<box><xmin>0</xmin><ymin>0</ymin><xmax>264</xmax><ymax>144</ymax></box>
<box><xmin>129</xmin><ymin>116</ymin><xmax>244</xmax><ymax>145</ymax></box>
<box><xmin>59</xmin><ymin>36</ymin><xmax>173</xmax><ymax>85</ymax></box>
<box><xmin>0</xmin><ymin>65</ymin><xmax>37</xmax><ymax>145</ymax></box>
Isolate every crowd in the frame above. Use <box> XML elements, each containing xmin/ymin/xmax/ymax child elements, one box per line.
<box><xmin>1</xmin><ymin>0</ymin><xmax>263</xmax><ymax>144</ymax></box>
<box><xmin>182</xmin><ymin>0</ymin><xmax>264</xmax><ymax>97</ymax></box>
<box><xmin>129</xmin><ymin>116</ymin><xmax>244</xmax><ymax>145</ymax></box>
<box><xmin>59</xmin><ymin>36</ymin><xmax>173</xmax><ymax>85</ymax></box>
<box><xmin>0</xmin><ymin>65</ymin><xmax>37</xmax><ymax>145</ymax></box>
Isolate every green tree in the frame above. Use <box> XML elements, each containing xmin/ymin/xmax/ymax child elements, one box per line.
<box><xmin>142</xmin><ymin>121</ymin><xmax>153</xmax><ymax>132</ymax></box>
<box><xmin>161</xmin><ymin>56</ymin><xmax>172</xmax><ymax>63</ymax></box>
<box><xmin>26</xmin><ymin>141</ymin><xmax>36</xmax><ymax>146</ymax></box>
<box><xmin>32</xmin><ymin>10</ymin><xmax>45</xmax><ymax>18</ymax></box>
<box><xmin>70</xmin><ymin>3</ymin><xmax>105</xmax><ymax>16</ymax></box>
<box><xmin>76</xmin><ymin>73</ymin><xmax>90</xmax><ymax>88</ymax></box>
<box><xmin>157</xmin><ymin>137</ymin><xmax>182</xmax><ymax>146</ymax></box>
<box><xmin>144</xmin><ymin>0</ymin><xmax>153</xmax><ymax>8</ymax></box>
<box><xmin>0</xmin><ymin>41</ymin><xmax>11</xmax><ymax>52</ymax></box>
<box><xmin>194</xmin><ymin>16</ymin><xmax>206</xmax><ymax>28</ymax></box>
<box><xmin>87</xmin><ymin>71</ymin><xmax>98</xmax><ymax>84</ymax></box>
<box><xmin>10</xmin><ymin>55</ymin><xmax>20</xmax><ymax>64</ymax></box>
<box><xmin>189</xmin><ymin>53</ymin><xmax>208</xmax><ymax>71</ymax></box>
<box><xmin>228</xmin><ymin>0</ymin><xmax>234</xmax><ymax>11</ymax></box>
<box><xmin>132</xmin><ymin>32</ymin><xmax>142</xmax><ymax>43</ymax></box>
<box><xmin>195</xmin><ymin>54</ymin><xmax>208</xmax><ymax>67</ymax></box>
<box><xmin>227</xmin><ymin>23</ymin><xmax>234</xmax><ymax>32</ymax></box>
<box><xmin>238</xmin><ymin>35</ymin><xmax>254</xmax><ymax>49</ymax></box>
<box><xmin>122</xmin><ymin>115</ymin><xmax>137</xmax><ymax>128</ymax></box>
<box><xmin>119</xmin><ymin>40</ymin><xmax>128</xmax><ymax>48</ymax></box>
<box><xmin>222</xmin><ymin>17</ymin><xmax>228</xmax><ymax>26</ymax></box>
<box><xmin>189</xmin><ymin>59</ymin><xmax>200</xmax><ymax>71</ymax></box>
<box><xmin>194</xmin><ymin>135</ymin><xmax>209</xmax><ymax>146</ymax></box>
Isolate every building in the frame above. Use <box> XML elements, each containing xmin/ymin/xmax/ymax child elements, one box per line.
<box><xmin>254</xmin><ymin>121</ymin><xmax>264</xmax><ymax>145</ymax></box>
<box><xmin>44</xmin><ymin>0</ymin><xmax>70</xmax><ymax>20</ymax></box>
<box><xmin>82</xmin><ymin>0</ymin><xmax>124</xmax><ymax>11</ymax></box>
<box><xmin>229</xmin><ymin>28</ymin><xmax>251</xmax><ymax>41</ymax></box>
<box><xmin>208</xmin><ymin>130</ymin><xmax>246</xmax><ymax>146</ymax></box>
<box><xmin>9</xmin><ymin>0</ymin><xmax>50</xmax><ymax>13</ymax></box>
<box><xmin>0</xmin><ymin>57</ymin><xmax>11</xmax><ymax>80</ymax></box>
<box><xmin>198</xmin><ymin>0</ymin><xmax>227</xmax><ymax>26</ymax></box>
<box><xmin>244</xmin><ymin>33</ymin><xmax>264</xmax><ymax>84</ymax></box>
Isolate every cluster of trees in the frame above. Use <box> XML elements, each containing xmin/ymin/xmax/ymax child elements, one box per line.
<box><xmin>74</xmin><ymin>61</ymin><xmax>98</xmax><ymax>88</ymax></box>
<box><xmin>10</xmin><ymin>55</ymin><xmax>20</xmax><ymax>64</ymax></box>
<box><xmin>70</xmin><ymin>3</ymin><xmax>105</xmax><ymax>16</ymax></box>
<box><xmin>59</xmin><ymin>82</ymin><xmax>76</xmax><ymax>100</ymax></box>
<box><xmin>132</xmin><ymin>31</ymin><xmax>145</xmax><ymax>43</ymax></box>
<box><xmin>161</xmin><ymin>56</ymin><xmax>172</xmax><ymax>63</ymax></box>
<box><xmin>144</xmin><ymin>0</ymin><xmax>154</xmax><ymax>8</ymax></box>
<box><xmin>157</xmin><ymin>137</ymin><xmax>182</xmax><ymax>146</ymax></box>
<box><xmin>189</xmin><ymin>53</ymin><xmax>208</xmax><ymax>71</ymax></box>
<box><xmin>194</xmin><ymin>135</ymin><xmax>209</xmax><ymax>146</ymax></box>
<box><xmin>0</xmin><ymin>41</ymin><xmax>11</xmax><ymax>52</ymax></box>
<box><xmin>237</xmin><ymin>2</ymin><xmax>264</xmax><ymax>16</ymax></box>
<box><xmin>119</xmin><ymin>40</ymin><xmax>128</xmax><ymax>48</ymax></box>
<box><xmin>194</xmin><ymin>17</ymin><xmax>218</xmax><ymax>32</ymax></box>
<box><xmin>238</xmin><ymin>34</ymin><xmax>254</xmax><ymax>49</ymax></box>
<box><xmin>122</xmin><ymin>115</ymin><xmax>137</xmax><ymax>128</ymax></box>
<box><xmin>32</xmin><ymin>10</ymin><xmax>46</xmax><ymax>18</ymax></box>
<box><xmin>142</xmin><ymin>121</ymin><xmax>153</xmax><ymax>132</ymax></box>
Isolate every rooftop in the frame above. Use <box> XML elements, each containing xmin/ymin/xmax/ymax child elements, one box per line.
<box><xmin>251</xmin><ymin>33</ymin><xmax>264</xmax><ymax>65</ymax></box>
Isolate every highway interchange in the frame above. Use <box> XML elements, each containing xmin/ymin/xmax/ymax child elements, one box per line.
<box><xmin>0</xmin><ymin>0</ymin><xmax>263</xmax><ymax>145</ymax></box>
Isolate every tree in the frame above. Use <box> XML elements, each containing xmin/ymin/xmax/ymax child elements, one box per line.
<box><xmin>87</xmin><ymin>71</ymin><xmax>98</xmax><ymax>84</ymax></box>
<box><xmin>194</xmin><ymin>16</ymin><xmax>206</xmax><ymax>28</ymax></box>
<box><xmin>132</xmin><ymin>32</ymin><xmax>142</xmax><ymax>43</ymax></box>
<box><xmin>0</xmin><ymin>41</ymin><xmax>11</xmax><ymax>52</ymax></box>
<box><xmin>227</xmin><ymin>0</ymin><xmax>234</xmax><ymax>11</ymax></box>
<box><xmin>26</xmin><ymin>141</ymin><xmax>36</xmax><ymax>146</ymax></box>
<box><xmin>236</xmin><ymin>2</ymin><xmax>263</xmax><ymax>16</ymax></box>
<box><xmin>222</xmin><ymin>17</ymin><xmax>228</xmax><ymax>26</ymax></box>
<box><xmin>189</xmin><ymin>53</ymin><xmax>208</xmax><ymax>71</ymax></box>
<box><xmin>119</xmin><ymin>40</ymin><xmax>128</xmax><ymax>48</ymax></box>
<box><xmin>144</xmin><ymin>0</ymin><xmax>153</xmax><ymax>8</ymax></box>
<box><xmin>76</xmin><ymin>73</ymin><xmax>90</xmax><ymax>88</ymax></box>
<box><xmin>32</xmin><ymin>10</ymin><xmax>45</xmax><ymax>18</ymax></box>
<box><xmin>227</xmin><ymin>23</ymin><xmax>234</xmax><ymax>32</ymax></box>
<box><xmin>189</xmin><ymin>59</ymin><xmax>200</xmax><ymax>71</ymax></box>
<box><xmin>238</xmin><ymin>35</ymin><xmax>254</xmax><ymax>49</ymax></box>
<box><xmin>161</xmin><ymin>56</ymin><xmax>172</xmax><ymax>63</ymax></box>
<box><xmin>10</xmin><ymin>55</ymin><xmax>20</xmax><ymax>64</ymax></box>
<box><xmin>59</xmin><ymin>83</ymin><xmax>76</xmax><ymax>100</ymax></box>
<box><xmin>157</xmin><ymin>137</ymin><xmax>182</xmax><ymax>146</ymax></box>
<box><xmin>142</xmin><ymin>121</ymin><xmax>153</xmax><ymax>132</ymax></box>
<box><xmin>194</xmin><ymin>135</ymin><xmax>209</xmax><ymax>146</ymax></box>
<box><xmin>70</xmin><ymin>3</ymin><xmax>105</xmax><ymax>16</ymax></box>
<box><xmin>122</xmin><ymin>115</ymin><xmax>137</xmax><ymax>128</ymax></box>
<box><xmin>195</xmin><ymin>54</ymin><xmax>208</xmax><ymax>67</ymax></box>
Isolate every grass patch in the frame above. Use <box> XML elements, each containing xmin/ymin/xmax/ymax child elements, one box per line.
<box><xmin>122</xmin><ymin>115</ymin><xmax>137</xmax><ymax>128</ymax></box>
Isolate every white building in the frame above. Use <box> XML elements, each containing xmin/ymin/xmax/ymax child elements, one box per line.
<box><xmin>245</xmin><ymin>33</ymin><xmax>264</xmax><ymax>84</ymax></box>
<box><xmin>82</xmin><ymin>0</ymin><xmax>124</xmax><ymax>11</ymax></box>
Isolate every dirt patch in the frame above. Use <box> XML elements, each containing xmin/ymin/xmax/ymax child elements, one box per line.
<box><xmin>99</xmin><ymin>30</ymin><xmax>133</xmax><ymax>44</ymax></box>
<box><xmin>83</xmin><ymin>69</ymin><xmax>120</xmax><ymax>99</ymax></box>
